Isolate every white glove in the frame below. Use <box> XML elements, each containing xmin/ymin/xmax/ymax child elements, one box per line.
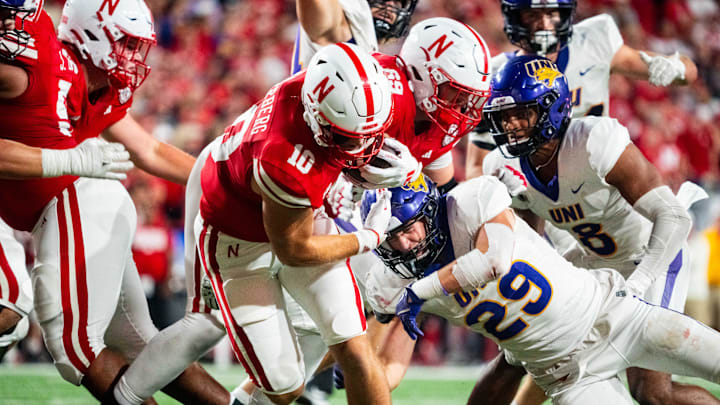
<box><xmin>357</xmin><ymin>137</ymin><xmax>422</xmax><ymax>189</ymax></box>
<box><xmin>639</xmin><ymin>51</ymin><xmax>686</xmax><ymax>87</ymax></box>
<box><xmin>354</xmin><ymin>189</ymin><xmax>392</xmax><ymax>254</ymax></box>
<box><xmin>492</xmin><ymin>165</ymin><xmax>530</xmax><ymax>210</ymax></box>
<box><xmin>324</xmin><ymin>173</ymin><xmax>363</xmax><ymax>221</ymax></box>
<box><xmin>42</xmin><ymin>138</ymin><xmax>134</xmax><ymax>180</ymax></box>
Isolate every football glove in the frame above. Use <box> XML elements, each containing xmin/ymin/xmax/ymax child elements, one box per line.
<box><xmin>42</xmin><ymin>138</ymin><xmax>134</xmax><ymax>180</ymax></box>
<box><xmin>639</xmin><ymin>51</ymin><xmax>686</xmax><ymax>87</ymax></box>
<box><xmin>395</xmin><ymin>286</ymin><xmax>425</xmax><ymax>340</ymax></box>
<box><xmin>323</xmin><ymin>173</ymin><xmax>362</xmax><ymax>221</ymax></box>
<box><xmin>492</xmin><ymin>165</ymin><xmax>530</xmax><ymax>210</ymax></box>
<box><xmin>357</xmin><ymin>137</ymin><xmax>422</xmax><ymax>189</ymax></box>
<box><xmin>354</xmin><ymin>189</ymin><xmax>392</xmax><ymax>254</ymax></box>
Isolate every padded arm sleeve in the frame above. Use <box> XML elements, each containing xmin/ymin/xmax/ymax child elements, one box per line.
<box><xmin>626</xmin><ymin>186</ymin><xmax>692</xmax><ymax>295</ymax></box>
<box><xmin>452</xmin><ymin>222</ymin><xmax>515</xmax><ymax>290</ymax></box>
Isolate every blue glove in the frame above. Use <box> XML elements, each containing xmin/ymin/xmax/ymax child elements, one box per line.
<box><xmin>395</xmin><ymin>286</ymin><xmax>425</xmax><ymax>340</ymax></box>
<box><xmin>333</xmin><ymin>363</ymin><xmax>345</xmax><ymax>390</ymax></box>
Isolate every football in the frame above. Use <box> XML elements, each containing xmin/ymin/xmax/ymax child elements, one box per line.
<box><xmin>343</xmin><ymin>155</ymin><xmax>392</xmax><ymax>186</ymax></box>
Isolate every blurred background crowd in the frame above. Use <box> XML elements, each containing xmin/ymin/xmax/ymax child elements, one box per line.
<box><xmin>8</xmin><ymin>0</ymin><xmax>720</xmax><ymax>371</ymax></box>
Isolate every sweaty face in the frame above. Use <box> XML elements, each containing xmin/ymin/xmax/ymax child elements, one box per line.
<box><xmin>387</xmin><ymin>220</ymin><xmax>427</xmax><ymax>253</ymax></box>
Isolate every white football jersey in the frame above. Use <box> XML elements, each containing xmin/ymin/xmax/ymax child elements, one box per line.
<box><xmin>291</xmin><ymin>0</ymin><xmax>378</xmax><ymax>74</ymax></box>
<box><xmin>364</xmin><ymin>176</ymin><xmax>610</xmax><ymax>365</ymax></box>
<box><xmin>483</xmin><ymin>116</ymin><xmax>652</xmax><ymax>275</ymax></box>
<box><xmin>491</xmin><ymin>14</ymin><xmax>622</xmax><ymax>118</ymax></box>
<box><xmin>470</xmin><ymin>14</ymin><xmax>623</xmax><ymax>148</ymax></box>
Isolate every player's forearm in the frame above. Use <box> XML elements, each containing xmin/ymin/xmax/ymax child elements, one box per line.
<box><xmin>678</xmin><ymin>55</ymin><xmax>697</xmax><ymax>85</ymax></box>
<box><xmin>272</xmin><ymin>233</ymin><xmax>361</xmax><ymax>267</ymax></box>
<box><xmin>135</xmin><ymin>141</ymin><xmax>194</xmax><ymax>185</ymax></box>
<box><xmin>296</xmin><ymin>0</ymin><xmax>344</xmax><ymax>44</ymax></box>
<box><xmin>628</xmin><ymin>186</ymin><xmax>691</xmax><ymax>294</ymax></box>
<box><xmin>0</xmin><ymin>139</ymin><xmax>42</xmax><ymax>178</ymax></box>
<box><xmin>466</xmin><ymin>142</ymin><xmax>491</xmax><ymax>180</ymax></box>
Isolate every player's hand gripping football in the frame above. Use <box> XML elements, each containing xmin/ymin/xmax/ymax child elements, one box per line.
<box><xmin>493</xmin><ymin>165</ymin><xmax>530</xmax><ymax>210</ymax></box>
<box><xmin>42</xmin><ymin>138</ymin><xmax>134</xmax><ymax>180</ymax></box>
<box><xmin>639</xmin><ymin>51</ymin><xmax>686</xmax><ymax>87</ymax></box>
<box><xmin>324</xmin><ymin>173</ymin><xmax>363</xmax><ymax>221</ymax></box>
<box><xmin>354</xmin><ymin>189</ymin><xmax>392</xmax><ymax>254</ymax></box>
<box><xmin>396</xmin><ymin>286</ymin><xmax>425</xmax><ymax>340</ymax></box>
<box><xmin>357</xmin><ymin>137</ymin><xmax>422</xmax><ymax>188</ymax></box>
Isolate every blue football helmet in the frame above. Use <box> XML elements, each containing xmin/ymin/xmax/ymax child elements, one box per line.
<box><xmin>501</xmin><ymin>0</ymin><xmax>576</xmax><ymax>55</ymax></box>
<box><xmin>483</xmin><ymin>55</ymin><xmax>572</xmax><ymax>158</ymax></box>
<box><xmin>368</xmin><ymin>0</ymin><xmax>418</xmax><ymax>41</ymax></box>
<box><xmin>0</xmin><ymin>0</ymin><xmax>37</xmax><ymax>60</ymax></box>
<box><xmin>360</xmin><ymin>175</ymin><xmax>447</xmax><ymax>279</ymax></box>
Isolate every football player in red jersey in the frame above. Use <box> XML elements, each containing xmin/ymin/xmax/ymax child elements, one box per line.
<box><xmin>192</xmin><ymin>43</ymin><xmax>395</xmax><ymax>405</ymax></box>
<box><xmin>0</xmin><ymin>0</ymin><xmax>232</xmax><ymax>403</ymax></box>
<box><xmin>0</xmin><ymin>0</ymin><xmax>134</xmax><ymax>363</ymax></box>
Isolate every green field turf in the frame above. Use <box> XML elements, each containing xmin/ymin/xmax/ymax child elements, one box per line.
<box><xmin>0</xmin><ymin>364</ymin><xmax>718</xmax><ymax>404</ymax></box>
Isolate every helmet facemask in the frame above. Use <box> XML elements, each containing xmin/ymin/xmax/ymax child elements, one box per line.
<box><xmin>107</xmin><ymin>32</ymin><xmax>154</xmax><ymax>90</ymax></box>
<box><xmin>502</xmin><ymin>1</ymin><xmax>575</xmax><ymax>56</ymax></box>
<box><xmin>377</xmin><ymin>198</ymin><xmax>447</xmax><ymax>279</ymax></box>
<box><xmin>368</xmin><ymin>0</ymin><xmax>417</xmax><ymax>41</ymax></box>
<box><xmin>0</xmin><ymin>1</ymin><xmax>36</xmax><ymax>60</ymax></box>
<box><xmin>423</xmin><ymin>66</ymin><xmax>489</xmax><ymax>138</ymax></box>
<box><xmin>318</xmin><ymin>118</ymin><xmax>388</xmax><ymax>169</ymax></box>
<box><xmin>484</xmin><ymin>90</ymin><xmax>564</xmax><ymax>158</ymax></box>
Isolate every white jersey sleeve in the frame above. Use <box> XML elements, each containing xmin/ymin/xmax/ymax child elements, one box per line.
<box><xmin>574</xmin><ymin>14</ymin><xmax>623</xmax><ymax>64</ymax></box>
<box><xmin>446</xmin><ymin>176</ymin><xmax>511</xmax><ymax>257</ymax></box>
<box><xmin>585</xmin><ymin>117</ymin><xmax>631</xmax><ymax>179</ymax></box>
<box><xmin>292</xmin><ymin>0</ymin><xmax>378</xmax><ymax>73</ymax></box>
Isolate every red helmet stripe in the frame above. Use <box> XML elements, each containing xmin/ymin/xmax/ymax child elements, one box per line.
<box><xmin>336</xmin><ymin>42</ymin><xmax>375</xmax><ymax>123</ymax></box>
<box><xmin>462</xmin><ymin>22</ymin><xmax>490</xmax><ymax>82</ymax></box>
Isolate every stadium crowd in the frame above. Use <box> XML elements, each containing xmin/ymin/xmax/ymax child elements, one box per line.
<box><xmin>8</xmin><ymin>0</ymin><xmax>720</xmax><ymax>371</ymax></box>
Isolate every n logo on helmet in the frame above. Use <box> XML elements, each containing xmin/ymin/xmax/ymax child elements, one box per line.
<box><xmin>402</xmin><ymin>175</ymin><xmax>429</xmax><ymax>193</ymax></box>
<box><xmin>312</xmin><ymin>77</ymin><xmax>335</xmax><ymax>104</ymax></box>
<box><xmin>524</xmin><ymin>59</ymin><xmax>561</xmax><ymax>88</ymax></box>
<box><xmin>99</xmin><ymin>0</ymin><xmax>121</xmax><ymax>15</ymax></box>
<box><xmin>427</xmin><ymin>35</ymin><xmax>454</xmax><ymax>59</ymax></box>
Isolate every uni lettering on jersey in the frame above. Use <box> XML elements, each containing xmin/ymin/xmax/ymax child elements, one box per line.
<box><xmin>427</xmin><ymin>35</ymin><xmax>454</xmax><ymax>58</ymax></box>
<box><xmin>548</xmin><ymin>203</ymin><xmax>585</xmax><ymax>224</ymax></box>
<box><xmin>453</xmin><ymin>286</ymin><xmax>484</xmax><ymax>308</ymax></box>
<box><xmin>250</xmin><ymin>84</ymin><xmax>281</xmax><ymax>135</ymax></box>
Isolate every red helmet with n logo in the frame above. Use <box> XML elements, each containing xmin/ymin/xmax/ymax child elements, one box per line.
<box><xmin>302</xmin><ymin>42</ymin><xmax>393</xmax><ymax>168</ymax></box>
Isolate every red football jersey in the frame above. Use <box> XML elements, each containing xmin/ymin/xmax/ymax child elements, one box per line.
<box><xmin>374</xmin><ymin>53</ymin><xmax>463</xmax><ymax>166</ymax></box>
<box><xmin>0</xmin><ymin>9</ymin><xmax>86</xmax><ymax>231</ymax></box>
<box><xmin>200</xmin><ymin>72</ymin><xmax>345</xmax><ymax>242</ymax></box>
<box><xmin>67</xmin><ymin>41</ymin><xmax>133</xmax><ymax>142</ymax></box>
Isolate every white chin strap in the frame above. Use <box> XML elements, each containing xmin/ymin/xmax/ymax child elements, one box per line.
<box><xmin>532</xmin><ymin>30</ymin><xmax>558</xmax><ymax>56</ymax></box>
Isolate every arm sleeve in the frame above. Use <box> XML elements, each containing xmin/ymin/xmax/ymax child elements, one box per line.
<box><xmin>626</xmin><ymin>186</ymin><xmax>692</xmax><ymax>295</ymax></box>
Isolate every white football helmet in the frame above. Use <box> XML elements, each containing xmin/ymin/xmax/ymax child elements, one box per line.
<box><xmin>58</xmin><ymin>0</ymin><xmax>156</xmax><ymax>90</ymax></box>
<box><xmin>302</xmin><ymin>42</ymin><xmax>393</xmax><ymax>168</ymax></box>
<box><xmin>400</xmin><ymin>17</ymin><xmax>491</xmax><ymax>138</ymax></box>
